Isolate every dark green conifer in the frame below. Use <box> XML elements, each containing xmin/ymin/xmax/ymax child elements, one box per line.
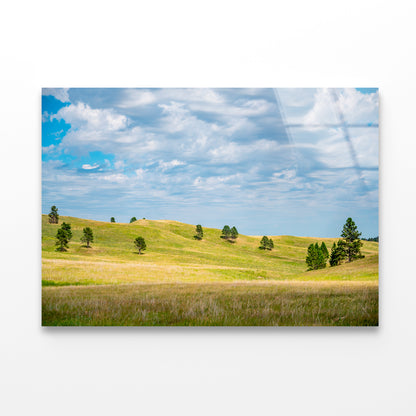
<box><xmin>230</xmin><ymin>226</ymin><xmax>239</xmax><ymax>240</ymax></box>
<box><xmin>48</xmin><ymin>205</ymin><xmax>59</xmax><ymax>224</ymax></box>
<box><xmin>341</xmin><ymin>218</ymin><xmax>364</xmax><ymax>262</ymax></box>
<box><xmin>61</xmin><ymin>222</ymin><xmax>72</xmax><ymax>241</ymax></box>
<box><xmin>81</xmin><ymin>227</ymin><xmax>94</xmax><ymax>247</ymax></box>
<box><xmin>134</xmin><ymin>236</ymin><xmax>146</xmax><ymax>254</ymax></box>
<box><xmin>320</xmin><ymin>241</ymin><xmax>329</xmax><ymax>261</ymax></box>
<box><xmin>194</xmin><ymin>224</ymin><xmax>203</xmax><ymax>240</ymax></box>
<box><xmin>221</xmin><ymin>225</ymin><xmax>231</xmax><ymax>240</ymax></box>
<box><xmin>55</xmin><ymin>228</ymin><xmax>69</xmax><ymax>251</ymax></box>
<box><xmin>259</xmin><ymin>236</ymin><xmax>269</xmax><ymax>250</ymax></box>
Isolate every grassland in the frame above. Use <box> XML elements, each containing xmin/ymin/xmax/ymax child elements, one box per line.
<box><xmin>42</xmin><ymin>215</ymin><xmax>379</xmax><ymax>326</ymax></box>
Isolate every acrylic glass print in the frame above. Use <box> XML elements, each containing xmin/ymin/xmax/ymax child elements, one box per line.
<box><xmin>42</xmin><ymin>88</ymin><xmax>379</xmax><ymax>326</ymax></box>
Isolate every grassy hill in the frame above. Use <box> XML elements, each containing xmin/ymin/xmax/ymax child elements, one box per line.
<box><xmin>42</xmin><ymin>215</ymin><xmax>378</xmax><ymax>285</ymax></box>
<box><xmin>42</xmin><ymin>215</ymin><xmax>378</xmax><ymax>326</ymax></box>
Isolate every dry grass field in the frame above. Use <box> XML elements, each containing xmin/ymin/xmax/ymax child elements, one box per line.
<box><xmin>42</xmin><ymin>215</ymin><xmax>379</xmax><ymax>326</ymax></box>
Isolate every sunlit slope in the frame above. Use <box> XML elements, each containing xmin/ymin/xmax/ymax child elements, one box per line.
<box><xmin>42</xmin><ymin>215</ymin><xmax>379</xmax><ymax>284</ymax></box>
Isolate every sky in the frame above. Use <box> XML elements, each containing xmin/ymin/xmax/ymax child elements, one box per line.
<box><xmin>42</xmin><ymin>88</ymin><xmax>379</xmax><ymax>237</ymax></box>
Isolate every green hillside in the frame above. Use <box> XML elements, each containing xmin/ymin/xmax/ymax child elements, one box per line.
<box><xmin>42</xmin><ymin>215</ymin><xmax>378</xmax><ymax>285</ymax></box>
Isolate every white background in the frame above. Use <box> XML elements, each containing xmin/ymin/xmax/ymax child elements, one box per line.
<box><xmin>0</xmin><ymin>1</ymin><xmax>415</xmax><ymax>415</ymax></box>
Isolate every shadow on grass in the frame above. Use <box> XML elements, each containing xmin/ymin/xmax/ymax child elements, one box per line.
<box><xmin>220</xmin><ymin>237</ymin><xmax>237</xmax><ymax>243</ymax></box>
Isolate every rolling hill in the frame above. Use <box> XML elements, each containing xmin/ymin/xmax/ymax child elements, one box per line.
<box><xmin>42</xmin><ymin>215</ymin><xmax>378</xmax><ymax>285</ymax></box>
<box><xmin>42</xmin><ymin>215</ymin><xmax>378</xmax><ymax>326</ymax></box>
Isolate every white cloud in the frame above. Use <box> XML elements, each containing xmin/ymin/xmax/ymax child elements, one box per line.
<box><xmin>338</xmin><ymin>88</ymin><xmax>379</xmax><ymax>124</ymax></box>
<box><xmin>117</xmin><ymin>90</ymin><xmax>156</xmax><ymax>108</ymax></box>
<box><xmin>303</xmin><ymin>88</ymin><xmax>339</xmax><ymax>125</ymax></box>
<box><xmin>54</xmin><ymin>102</ymin><xmax>128</xmax><ymax>132</ymax></box>
<box><xmin>277</xmin><ymin>88</ymin><xmax>316</xmax><ymax>108</ymax></box>
<box><xmin>159</xmin><ymin>88</ymin><xmax>224</xmax><ymax>105</ymax></box>
<box><xmin>114</xmin><ymin>160</ymin><xmax>125</xmax><ymax>170</ymax></box>
<box><xmin>208</xmin><ymin>139</ymin><xmax>285</xmax><ymax>165</ymax></box>
<box><xmin>43</xmin><ymin>88</ymin><xmax>70</xmax><ymax>103</ymax></box>
<box><xmin>272</xmin><ymin>169</ymin><xmax>296</xmax><ymax>182</ymax></box>
<box><xmin>135</xmin><ymin>168</ymin><xmax>146</xmax><ymax>179</ymax></box>
<box><xmin>158</xmin><ymin>159</ymin><xmax>185</xmax><ymax>171</ymax></box>
<box><xmin>42</xmin><ymin>144</ymin><xmax>56</xmax><ymax>154</ymax></box>
<box><xmin>82</xmin><ymin>163</ymin><xmax>99</xmax><ymax>170</ymax></box>
<box><xmin>295</xmin><ymin>88</ymin><xmax>379</xmax><ymax>126</ymax></box>
<box><xmin>312</xmin><ymin>126</ymin><xmax>378</xmax><ymax>169</ymax></box>
<box><xmin>192</xmin><ymin>174</ymin><xmax>243</xmax><ymax>191</ymax></box>
<box><xmin>188</xmin><ymin>97</ymin><xmax>274</xmax><ymax>118</ymax></box>
<box><xmin>158</xmin><ymin>102</ymin><xmax>199</xmax><ymax>133</ymax></box>
<box><xmin>102</xmin><ymin>173</ymin><xmax>128</xmax><ymax>183</ymax></box>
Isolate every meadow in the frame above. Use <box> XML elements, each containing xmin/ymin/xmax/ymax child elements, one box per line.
<box><xmin>42</xmin><ymin>215</ymin><xmax>379</xmax><ymax>326</ymax></box>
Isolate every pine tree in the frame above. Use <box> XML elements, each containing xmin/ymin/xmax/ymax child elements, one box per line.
<box><xmin>329</xmin><ymin>242</ymin><xmax>338</xmax><ymax>267</ymax></box>
<box><xmin>81</xmin><ymin>227</ymin><xmax>94</xmax><ymax>247</ymax></box>
<box><xmin>267</xmin><ymin>238</ymin><xmax>274</xmax><ymax>250</ymax></box>
<box><xmin>306</xmin><ymin>243</ymin><xmax>326</xmax><ymax>270</ymax></box>
<box><xmin>259</xmin><ymin>236</ymin><xmax>269</xmax><ymax>250</ymax></box>
<box><xmin>320</xmin><ymin>242</ymin><xmax>329</xmax><ymax>261</ymax></box>
<box><xmin>194</xmin><ymin>224</ymin><xmax>203</xmax><ymax>240</ymax></box>
<box><xmin>329</xmin><ymin>240</ymin><xmax>347</xmax><ymax>267</ymax></box>
<box><xmin>341</xmin><ymin>217</ymin><xmax>364</xmax><ymax>262</ymax></box>
<box><xmin>48</xmin><ymin>205</ymin><xmax>59</xmax><ymax>224</ymax></box>
<box><xmin>55</xmin><ymin>228</ymin><xmax>69</xmax><ymax>251</ymax></box>
<box><xmin>61</xmin><ymin>222</ymin><xmax>72</xmax><ymax>241</ymax></box>
<box><xmin>317</xmin><ymin>244</ymin><xmax>326</xmax><ymax>269</ymax></box>
<box><xmin>221</xmin><ymin>225</ymin><xmax>231</xmax><ymax>240</ymax></box>
<box><xmin>230</xmin><ymin>226</ymin><xmax>239</xmax><ymax>240</ymax></box>
<box><xmin>130</xmin><ymin>217</ymin><xmax>137</xmax><ymax>223</ymax></box>
<box><xmin>306</xmin><ymin>244</ymin><xmax>318</xmax><ymax>270</ymax></box>
<box><xmin>110</xmin><ymin>217</ymin><xmax>115</xmax><ymax>223</ymax></box>
<box><xmin>134</xmin><ymin>236</ymin><xmax>146</xmax><ymax>254</ymax></box>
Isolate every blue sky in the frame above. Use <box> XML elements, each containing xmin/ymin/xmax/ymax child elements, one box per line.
<box><xmin>42</xmin><ymin>88</ymin><xmax>379</xmax><ymax>237</ymax></box>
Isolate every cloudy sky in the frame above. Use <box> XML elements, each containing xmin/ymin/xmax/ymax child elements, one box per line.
<box><xmin>42</xmin><ymin>88</ymin><xmax>378</xmax><ymax>237</ymax></box>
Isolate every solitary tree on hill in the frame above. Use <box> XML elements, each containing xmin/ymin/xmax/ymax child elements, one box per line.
<box><xmin>221</xmin><ymin>225</ymin><xmax>231</xmax><ymax>240</ymax></box>
<box><xmin>55</xmin><ymin>227</ymin><xmax>69</xmax><ymax>251</ymax></box>
<box><xmin>230</xmin><ymin>226</ymin><xmax>239</xmax><ymax>240</ymax></box>
<box><xmin>81</xmin><ymin>227</ymin><xmax>94</xmax><ymax>247</ymax></box>
<box><xmin>260</xmin><ymin>236</ymin><xmax>275</xmax><ymax>250</ymax></box>
<box><xmin>130</xmin><ymin>217</ymin><xmax>137</xmax><ymax>223</ymax></box>
<box><xmin>48</xmin><ymin>205</ymin><xmax>59</xmax><ymax>224</ymax></box>
<box><xmin>110</xmin><ymin>217</ymin><xmax>115</xmax><ymax>223</ymax></box>
<box><xmin>134</xmin><ymin>236</ymin><xmax>146</xmax><ymax>254</ymax></box>
<box><xmin>61</xmin><ymin>222</ymin><xmax>72</xmax><ymax>241</ymax></box>
<box><xmin>194</xmin><ymin>224</ymin><xmax>203</xmax><ymax>240</ymax></box>
<box><xmin>259</xmin><ymin>236</ymin><xmax>269</xmax><ymax>250</ymax></box>
<box><xmin>341</xmin><ymin>217</ymin><xmax>364</xmax><ymax>262</ymax></box>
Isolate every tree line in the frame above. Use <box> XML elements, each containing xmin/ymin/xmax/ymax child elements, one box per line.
<box><xmin>362</xmin><ymin>236</ymin><xmax>378</xmax><ymax>242</ymax></box>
